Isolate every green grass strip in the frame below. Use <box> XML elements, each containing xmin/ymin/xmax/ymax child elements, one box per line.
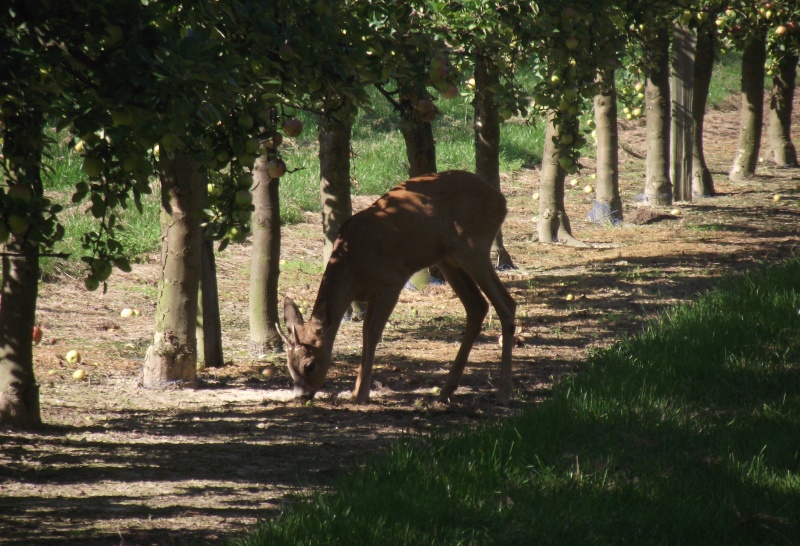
<box><xmin>230</xmin><ymin>259</ymin><xmax>800</xmax><ymax>546</ymax></box>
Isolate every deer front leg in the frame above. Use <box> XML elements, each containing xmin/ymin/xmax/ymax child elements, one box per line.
<box><xmin>457</xmin><ymin>253</ymin><xmax>516</xmax><ymax>405</ymax></box>
<box><xmin>353</xmin><ymin>291</ymin><xmax>401</xmax><ymax>403</ymax></box>
<box><xmin>437</xmin><ymin>261</ymin><xmax>489</xmax><ymax>402</ymax></box>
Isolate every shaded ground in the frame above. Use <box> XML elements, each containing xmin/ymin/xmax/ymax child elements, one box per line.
<box><xmin>1</xmin><ymin>97</ymin><xmax>800</xmax><ymax>545</ymax></box>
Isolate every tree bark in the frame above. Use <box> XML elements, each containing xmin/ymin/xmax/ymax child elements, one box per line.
<box><xmin>538</xmin><ymin>110</ymin><xmax>587</xmax><ymax>247</ymax></box>
<box><xmin>644</xmin><ymin>24</ymin><xmax>672</xmax><ymax>206</ymax></box>
<box><xmin>400</xmin><ymin>95</ymin><xmax>437</xmax><ymax>178</ymax></box>
<box><xmin>670</xmin><ymin>23</ymin><xmax>696</xmax><ymax>202</ymax></box>
<box><xmin>691</xmin><ymin>17</ymin><xmax>717</xmax><ymax>197</ymax></box>
<box><xmin>248</xmin><ymin>151</ymin><xmax>283</xmax><ymax>354</ymax></box>
<box><xmin>729</xmin><ymin>31</ymin><xmax>767</xmax><ymax>181</ymax></box>
<box><xmin>197</xmin><ymin>238</ymin><xmax>224</xmax><ymax>369</ymax></box>
<box><xmin>0</xmin><ymin>109</ymin><xmax>44</xmax><ymax>428</ymax></box>
<box><xmin>767</xmin><ymin>52</ymin><xmax>798</xmax><ymax>168</ymax></box>
<box><xmin>591</xmin><ymin>67</ymin><xmax>623</xmax><ymax>225</ymax></box>
<box><xmin>319</xmin><ymin>108</ymin><xmax>354</xmax><ymax>265</ymax></box>
<box><xmin>142</xmin><ymin>154</ymin><xmax>204</xmax><ymax>388</ymax></box>
<box><xmin>474</xmin><ymin>55</ymin><xmax>515</xmax><ymax>269</ymax></box>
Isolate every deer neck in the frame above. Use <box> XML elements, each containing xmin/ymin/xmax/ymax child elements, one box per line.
<box><xmin>309</xmin><ymin>258</ymin><xmax>355</xmax><ymax>356</ymax></box>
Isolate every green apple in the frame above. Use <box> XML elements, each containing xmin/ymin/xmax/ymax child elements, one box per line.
<box><xmin>82</xmin><ymin>156</ymin><xmax>104</xmax><ymax>178</ymax></box>
<box><xmin>102</xmin><ymin>25</ymin><xmax>123</xmax><ymax>47</ymax></box>
<box><xmin>226</xmin><ymin>226</ymin><xmax>247</xmax><ymax>243</ymax></box>
<box><xmin>65</xmin><ymin>349</ymin><xmax>82</xmax><ymax>364</ymax></box>
<box><xmin>7</xmin><ymin>214</ymin><xmax>29</xmax><ymax>234</ymax></box>
<box><xmin>565</xmin><ymin>36</ymin><xmax>579</xmax><ymax>50</ymax></box>
<box><xmin>232</xmin><ymin>209</ymin><xmax>251</xmax><ymax>223</ymax></box>
<box><xmin>84</xmin><ymin>275</ymin><xmax>100</xmax><ymax>291</ymax></box>
<box><xmin>244</xmin><ymin>138</ymin><xmax>260</xmax><ymax>155</ymax></box>
<box><xmin>237</xmin><ymin>172</ymin><xmax>254</xmax><ymax>188</ymax></box>
<box><xmin>161</xmin><ymin>133</ymin><xmax>180</xmax><ymax>153</ymax></box>
<box><xmin>8</xmin><ymin>184</ymin><xmax>33</xmax><ymax>203</ymax></box>
<box><xmin>238</xmin><ymin>113</ymin><xmax>255</xmax><ymax>131</ymax></box>
<box><xmin>237</xmin><ymin>153</ymin><xmax>256</xmax><ymax>169</ymax></box>
<box><xmin>91</xmin><ymin>259</ymin><xmax>113</xmax><ymax>282</ymax></box>
<box><xmin>110</xmin><ymin>109</ymin><xmax>133</xmax><ymax>127</ymax></box>
<box><xmin>234</xmin><ymin>189</ymin><xmax>253</xmax><ymax>208</ymax></box>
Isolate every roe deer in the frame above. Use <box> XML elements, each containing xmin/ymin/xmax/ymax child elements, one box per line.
<box><xmin>277</xmin><ymin>170</ymin><xmax>516</xmax><ymax>404</ymax></box>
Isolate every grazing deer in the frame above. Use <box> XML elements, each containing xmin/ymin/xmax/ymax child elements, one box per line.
<box><xmin>277</xmin><ymin>170</ymin><xmax>516</xmax><ymax>404</ymax></box>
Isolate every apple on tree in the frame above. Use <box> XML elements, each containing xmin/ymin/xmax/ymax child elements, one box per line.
<box><xmin>266</xmin><ymin>159</ymin><xmax>287</xmax><ymax>179</ymax></box>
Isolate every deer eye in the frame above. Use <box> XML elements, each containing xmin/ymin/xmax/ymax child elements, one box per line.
<box><xmin>304</xmin><ymin>362</ymin><xmax>316</xmax><ymax>374</ymax></box>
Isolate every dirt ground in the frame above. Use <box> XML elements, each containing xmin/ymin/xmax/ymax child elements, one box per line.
<box><xmin>1</xmin><ymin>97</ymin><xmax>800</xmax><ymax>545</ymax></box>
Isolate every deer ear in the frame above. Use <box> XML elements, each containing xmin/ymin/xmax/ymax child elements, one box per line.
<box><xmin>283</xmin><ymin>297</ymin><xmax>305</xmax><ymax>330</ymax></box>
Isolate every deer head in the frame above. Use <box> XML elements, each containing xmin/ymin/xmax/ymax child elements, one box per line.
<box><xmin>277</xmin><ymin>297</ymin><xmax>330</xmax><ymax>401</ymax></box>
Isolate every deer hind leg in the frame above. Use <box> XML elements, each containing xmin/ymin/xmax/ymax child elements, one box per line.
<box><xmin>455</xmin><ymin>252</ymin><xmax>516</xmax><ymax>404</ymax></box>
<box><xmin>437</xmin><ymin>260</ymin><xmax>489</xmax><ymax>402</ymax></box>
<box><xmin>352</xmin><ymin>288</ymin><xmax>402</xmax><ymax>404</ymax></box>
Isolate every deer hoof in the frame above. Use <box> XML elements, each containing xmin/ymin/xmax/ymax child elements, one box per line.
<box><xmin>351</xmin><ymin>392</ymin><xmax>370</xmax><ymax>404</ymax></box>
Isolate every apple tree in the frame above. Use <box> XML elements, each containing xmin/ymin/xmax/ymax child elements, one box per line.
<box><xmin>429</xmin><ymin>0</ymin><xmax>535</xmax><ymax>268</ymax></box>
<box><xmin>525</xmin><ymin>1</ymin><xmax>628</xmax><ymax>246</ymax></box>
<box><xmin>0</xmin><ymin>0</ymin><xmax>134</xmax><ymax>427</ymax></box>
<box><xmin>763</xmin><ymin>3</ymin><xmax>800</xmax><ymax>167</ymax></box>
<box><xmin>716</xmin><ymin>3</ymin><xmax>771</xmax><ymax>181</ymax></box>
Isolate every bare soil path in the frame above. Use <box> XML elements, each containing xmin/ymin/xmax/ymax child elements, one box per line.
<box><xmin>1</xmin><ymin>99</ymin><xmax>799</xmax><ymax>545</ymax></box>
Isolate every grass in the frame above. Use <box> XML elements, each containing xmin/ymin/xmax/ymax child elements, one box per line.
<box><xmin>230</xmin><ymin>259</ymin><xmax>800</xmax><ymax>546</ymax></box>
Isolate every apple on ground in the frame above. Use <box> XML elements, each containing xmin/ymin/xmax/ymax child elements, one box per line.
<box><xmin>65</xmin><ymin>349</ymin><xmax>81</xmax><ymax>364</ymax></box>
<box><xmin>32</xmin><ymin>326</ymin><xmax>43</xmax><ymax>344</ymax></box>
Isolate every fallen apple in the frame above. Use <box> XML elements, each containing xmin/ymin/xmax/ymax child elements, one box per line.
<box><xmin>66</xmin><ymin>349</ymin><xmax>81</xmax><ymax>365</ymax></box>
<box><xmin>120</xmin><ymin>308</ymin><xmax>134</xmax><ymax>318</ymax></box>
<box><xmin>72</xmin><ymin>369</ymin><xmax>86</xmax><ymax>381</ymax></box>
<box><xmin>32</xmin><ymin>326</ymin><xmax>43</xmax><ymax>344</ymax></box>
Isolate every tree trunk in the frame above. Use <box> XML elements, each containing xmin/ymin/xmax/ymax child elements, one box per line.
<box><xmin>729</xmin><ymin>32</ymin><xmax>767</xmax><ymax>181</ymax></box>
<box><xmin>248</xmin><ymin>151</ymin><xmax>283</xmax><ymax>355</ymax></box>
<box><xmin>691</xmin><ymin>17</ymin><xmax>717</xmax><ymax>197</ymax></box>
<box><xmin>400</xmin><ymin>97</ymin><xmax>437</xmax><ymax>178</ymax></box>
<box><xmin>196</xmin><ymin>239</ymin><xmax>224</xmax><ymax>369</ymax></box>
<box><xmin>767</xmin><ymin>52</ymin><xmax>798</xmax><ymax>168</ymax></box>
<box><xmin>644</xmin><ymin>25</ymin><xmax>672</xmax><ymax>206</ymax></box>
<box><xmin>538</xmin><ymin>110</ymin><xmax>587</xmax><ymax>247</ymax></box>
<box><xmin>0</xmin><ymin>109</ymin><xmax>45</xmax><ymax>428</ymax></box>
<box><xmin>142</xmin><ymin>154</ymin><xmax>204</xmax><ymax>388</ymax></box>
<box><xmin>670</xmin><ymin>23</ymin><xmax>696</xmax><ymax>202</ymax></box>
<box><xmin>591</xmin><ymin>67</ymin><xmax>623</xmax><ymax>225</ymax></box>
<box><xmin>474</xmin><ymin>55</ymin><xmax>515</xmax><ymax>269</ymax></box>
<box><xmin>319</xmin><ymin>108</ymin><xmax>354</xmax><ymax>265</ymax></box>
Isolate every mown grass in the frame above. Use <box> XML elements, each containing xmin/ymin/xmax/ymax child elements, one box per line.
<box><xmin>230</xmin><ymin>259</ymin><xmax>800</xmax><ymax>546</ymax></box>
